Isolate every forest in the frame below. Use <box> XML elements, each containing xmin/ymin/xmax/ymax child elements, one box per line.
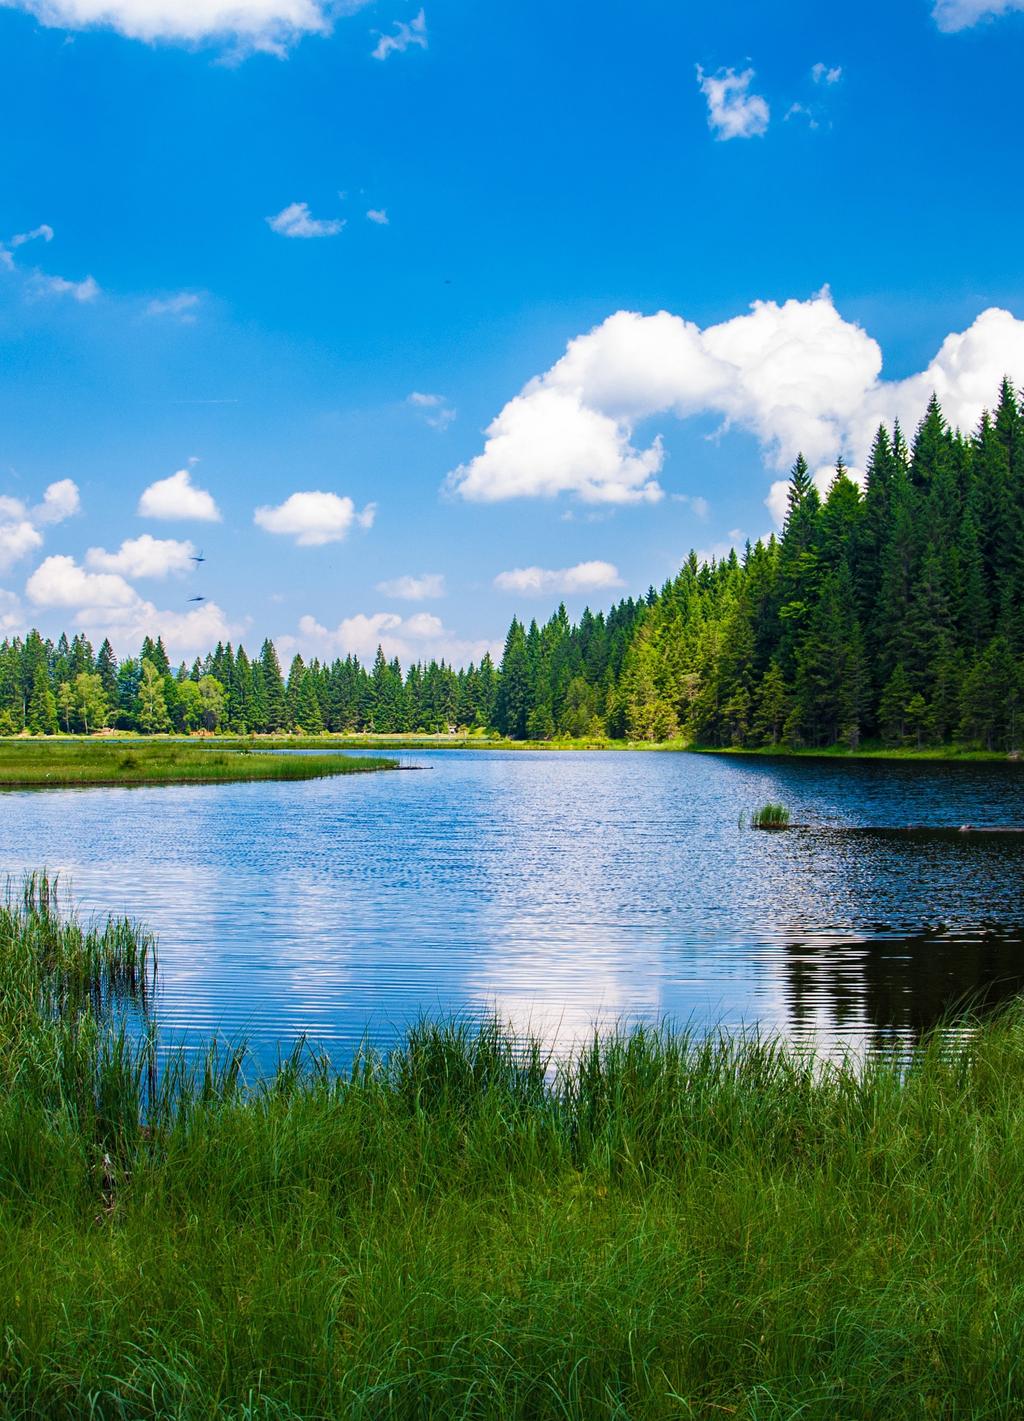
<box><xmin>2</xmin><ymin>381</ymin><xmax>1023</xmax><ymax>751</ymax></box>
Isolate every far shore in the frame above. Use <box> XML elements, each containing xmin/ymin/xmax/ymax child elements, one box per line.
<box><xmin>1</xmin><ymin>731</ymin><xmax>1018</xmax><ymax>764</ymax></box>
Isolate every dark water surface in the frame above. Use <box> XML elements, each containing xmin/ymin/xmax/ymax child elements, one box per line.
<box><xmin>3</xmin><ymin>748</ymin><xmax>1024</xmax><ymax>1062</ymax></box>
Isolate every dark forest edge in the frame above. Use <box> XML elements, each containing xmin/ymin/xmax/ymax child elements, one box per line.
<box><xmin>2</xmin><ymin>381</ymin><xmax>1023</xmax><ymax>756</ymax></box>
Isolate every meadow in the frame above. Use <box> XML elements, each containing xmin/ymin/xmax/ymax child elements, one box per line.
<box><xmin>0</xmin><ymin>740</ymin><xmax>396</xmax><ymax>788</ymax></box>
<box><xmin>2</xmin><ymin>876</ymin><xmax>1024</xmax><ymax>1419</ymax></box>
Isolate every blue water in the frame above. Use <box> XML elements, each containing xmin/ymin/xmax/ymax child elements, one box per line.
<box><xmin>2</xmin><ymin>748</ymin><xmax>1023</xmax><ymax>1061</ymax></box>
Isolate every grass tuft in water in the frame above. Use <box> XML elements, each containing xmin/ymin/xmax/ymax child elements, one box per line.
<box><xmin>751</xmin><ymin>801</ymin><xmax>791</xmax><ymax>828</ymax></box>
<box><xmin>4</xmin><ymin>877</ymin><xmax>1024</xmax><ymax>1416</ymax></box>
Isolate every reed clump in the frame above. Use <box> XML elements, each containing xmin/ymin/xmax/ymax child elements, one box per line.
<box><xmin>751</xmin><ymin>801</ymin><xmax>791</xmax><ymax>828</ymax></box>
<box><xmin>3</xmin><ymin>876</ymin><xmax>1024</xmax><ymax>1417</ymax></box>
<box><xmin>0</xmin><ymin>740</ymin><xmax>395</xmax><ymax>788</ymax></box>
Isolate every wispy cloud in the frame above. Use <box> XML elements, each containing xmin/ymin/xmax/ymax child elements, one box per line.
<box><xmin>408</xmin><ymin>390</ymin><xmax>455</xmax><ymax>431</ymax></box>
<box><xmin>932</xmin><ymin>0</ymin><xmax>1024</xmax><ymax>30</ymax></box>
<box><xmin>366</xmin><ymin>208</ymin><xmax>389</xmax><ymax>225</ymax></box>
<box><xmin>372</xmin><ymin>7</ymin><xmax>426</xmax><ymax>60</ymax></box>
<box><xmin>811</xmin><ymin>62</ymin><xmax>842</xmax><ymax>84</ymax></box>
<box><xmin>376</xmin><ymin>572</ymin><xmax>445</xmax><ymax>600</ymax></box>
<box><xmin>267</xmin><ymin>202</ymin><xmax>344</xmax><ymax>238</ymax></box>
<box><xmin>696</xmin><ymin>65</ymin><xmax>770</xmax><ymax>141</ymax></box>
<box><xmin>146</xmin><ymin>292</ymin><xmax>201</xmax><ymax>322</ymax></box>
<box><xmin>494</xmin><ymin>562</ymin><xmax>624</xmax><ymax>597</ymax></box>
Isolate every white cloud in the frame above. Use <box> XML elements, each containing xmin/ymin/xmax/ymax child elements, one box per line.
<box><xmin>0</xmin><ymin>521</ymin><xmax>43</xmax><ymax>572</ymax></box>
<box><xmin>86</xmin><ymin>534</ymin><xmax>197</xmax><ymax>579</ymax></box>
<box><xmin>138</xmin><ymin>468</ymin><xmax>222</xmax><ymax>522</ymax></box>
<box><xmin>493</xmin><ymin>561</ymin><xmax>624</xmax><ymax>597</ymax></box>
<box><xmin>292</xmin><ymin>609</ymin><xmax>497</xmax><ymax>668</ymax></box>
<box><xmin>0</xmin><ymin>477</ymin><xmax>79</xmax><ymax>572</ymax></box>
<box><xmin>25</xmin><ymin>554</ymin><xmax>238</xmax><ymax>654</ymax></box>
<box><xmin>785</xmin><ymin>102</ymin><xmax>819</xmax><ymax>130</ymax></box>
<box><xmin>29</xmin><ymin>271</ymin><xmax>99</xmax><ymax>302</ymax></box>
<box><xmin>447</xmin><ymin>293</ymin><xmax>1024</xmax><ymax>525</ymax></box>
<box><xmin>696</xmin><ymin>65</ymin><xmax>770</xmax><ymax>141</ymax></box>
<box><xmin>33</xmin><ymin>478</ymin><xmax>80</xmax><ymax>525</ymax></box>
<box><xmin>811</xmin><ymin>62</ymin><xmax>842</xmax><ymax>84</ymax></box>
<box><xmin>366</xmin><ymin>208</ymin><xmax>389</xmax><ymax>225</ymax></box>
<box><xmin>376</xmin><ymin>572</ymin><xmax>446</xmax><ymax>600</ymax></box>
<box><xmin>10</xmin><ymin>223</ymin><xmax>54</xmax><ymax>247</ymax></box>
<box><xmin>27</xmin><ymin>555</ymin><xmax>138</xmax><ymax>611</ymax></box>
<box><xmin>0</xmin><ymin>0</ymin><xmax>372</xmax><ymax>51</ymax></box>
<box><xmin>408</xmin><ymin>390</ymin><xmax>455</xmax><ymax>431</ymax></box>
<box><xmin>932</xmin><ymin>0</ymin><xmax>1024</xmax><ymax>29</ymax></box>
<box><xmin>371</xmin><ymin>6</ymin><xmax>426</xmax><ymax>59</ymax></box>
<box><xmin>267</xmin><ymin>202</ymin><xmax>344</xmax><ymax>238</ymax></box>
<box><xmin>253</xmin><ymin>491</ymin><xmax>375</xmax><ymax>546</ymax></box>
<box><xmin>146</xmin><ymin>292</ymin><xmax>201</xmax><ymax>321</ymax></box>
<box><xmin>0</xmin><ymin>589</ymin><xmax>23</xmax><ymax>634</ymax></box>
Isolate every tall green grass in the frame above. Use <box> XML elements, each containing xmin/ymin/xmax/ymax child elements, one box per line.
<box><xmin>0</xmin><ymin>741</ymin><xmax>395</xmax><ymax>787</ymax></box>
<box><xmin>3</xmin><ymin>876</ymin><xmax>1024</xmax><ymax>1417</ymax></box>
<box><xmin>751</xmin><ymin>801</ymin><xmax>791</xmax><ymax>828</ymax></box>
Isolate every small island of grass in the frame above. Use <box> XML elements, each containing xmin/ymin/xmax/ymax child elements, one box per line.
<box><xmin>0</xmin><ymin>740</ymin><xmax>396</xmax><ymax>788</ymax></box>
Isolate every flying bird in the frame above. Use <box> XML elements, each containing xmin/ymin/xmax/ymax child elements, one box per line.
<box><xmin>191</xmin><ymin>550</ymin><xmax>206</xmax><ymax>564</ymax></box>
<box><xmin>187</xmin><ymin>595</ymin><xmax>206</xmax><ymax>603</ymax></box>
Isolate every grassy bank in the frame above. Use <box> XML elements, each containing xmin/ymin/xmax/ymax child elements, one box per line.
<box><xmin>0</xmin><ymin>740</ymin><xmax>396</xmax><ymax>788</ymax></box>
<box><xmin>222</xmin><ymin>732</ymin><xmax>1016</xmax><ymax>762</ymax></box>
<box><xmin>3</xmin><ymin>879</ymin><xmax>1024</xmax><ymax>1417</ymax></box>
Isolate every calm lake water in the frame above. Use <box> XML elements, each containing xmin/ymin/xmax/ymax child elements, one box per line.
<box><xmin>3</xmin><ymin>748</ymin><xmax>1024</xmax><ymax>1062</ymax></box>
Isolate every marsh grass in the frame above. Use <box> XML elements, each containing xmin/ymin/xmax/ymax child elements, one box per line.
<box><xmin>3</xmin><ymin>878</ymin><xmax>1024</xmax><ymax>1416</ymax></box>
<box><xmin>751</xmin><ymin>802</ymin><xmax>791</xmax><ymax>829</ymax></box>
<box><xmin>0</xmin><ymin>741</ymin><xmax>395</xmax><ymax>788</ymax></box>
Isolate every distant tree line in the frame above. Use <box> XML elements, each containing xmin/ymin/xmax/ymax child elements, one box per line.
<box><xmin>2</xmin><ymin>382</ymin><xmax>1022</xmax><ymax>750</ymax></box>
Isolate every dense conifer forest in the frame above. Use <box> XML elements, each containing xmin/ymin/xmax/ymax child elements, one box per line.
<box><xmin>3</xmin><ymin>383</ymin><xmax>1023</xmax><ymax>750</ymax></box>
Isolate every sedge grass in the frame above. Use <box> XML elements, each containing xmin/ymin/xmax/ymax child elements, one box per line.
<box><xmin>3</xmin><ymin>878</ymin><xmax>1024</xmax><ymax>1417</ymax></box>
<box><xmin>0</xmin><ymin>740</ymin><xmax>395</xmax><ymax>788</ymax></box>
<box><xmin>751</xmin><ymin>802</ymin><xmax>791</xmax><ymax>829</ymax></box>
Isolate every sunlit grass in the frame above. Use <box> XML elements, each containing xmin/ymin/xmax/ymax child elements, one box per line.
<box><xmin>3</xmin><ymin>877</ymin><xmax>1024</xmax><ymax>1416</ymax></box>
<box><xmin>751</xmin><ymin>801</ymin><xmax>791</xmax><ymax>828</ymax></box>
<box><xmin>0</xmin><ymin>740</ymin><xmax>396</xmax><ymax>787</ymax></box>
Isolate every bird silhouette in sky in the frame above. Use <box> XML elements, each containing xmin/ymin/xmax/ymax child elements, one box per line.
<box><xmin>187</xmin><ymin>595</ymin><xmax>206</xmax><ymax>603</ymax></box>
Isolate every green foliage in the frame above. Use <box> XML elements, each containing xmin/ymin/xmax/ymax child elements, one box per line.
<box><xmin>1</xmin><ymin>385</ymin><xmax>1022</xmax><ymax>750</ymax></box>
<box><xmin>7</xmin><ymin>881</ymin><xmax>1024</xmax><ymax>1416</ymax></box>
<box><xmin>0</xmin><ymin>742</ymin><xmax>396</xmax><ymax>787</ymax></box>
<box><xmin>751</xmin><ymin>801</ymin><xmax>791</xmax><ymax>828</ymax></box>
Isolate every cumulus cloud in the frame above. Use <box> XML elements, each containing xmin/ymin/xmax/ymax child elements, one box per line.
<box><xmin>33</xmin><ymin>478</ymin><xmax>80</xmax><ymax>525</ymax></box>
<box><xmin>0</xmin><ymin>589</ymin><xmax>23</xmax><ymax>635</ymax></box>
<box><xmin>932</xmin><ymin>0</ymin><xmax>1024</xmax><ymax>28</ymax></box>
<box><xmin>0</xmin><ymin>521</ymin><xmax>43</xmax><ymax>572</ymax></box>
<box><xmin>0</xmin><ymin>478</ymin><xmax>80</xmax><ymax>572</ymax></box>
<box><xmin>0</xmin><ymin>0</ymin><xmax>373</xmax><ymax>51</ymax></box>
<box><xmin>267</xmin><ymin>201</ymin><xmax>345</xmax><ymax>238</ymax></box>
<box><xmin>447</xmin><ymin>293</ymin><xmax>1024</xmax><ymax>523</ymax></box>
<box><xmin>696</xmin><ymin>65</ymin><xmax>770</xmax><ymax>140</ymax></box>
<box><xmin>493</xmin><ymin>561</ymin><xmax>624</xmax><ymax>597</ymax></box>
<box><xmin>138</xmin><ymin>468</ymin><xmax>222</xmax><ymax>522</ymax></box>
<box><xmin>26</xmin><ymin>554</ymin><xmax>238</xmax><ymax>654</ymax></box>
<box><xmin>253</xmin><ymin>491</ymin><xmax>375</xmax><ymax>546</ymax></box>
<box><xmin>366</xmin><ymin>208</ymin><xmax>389</xmax><ymax>225</ymax></box>
<box><xmin>86</xmin><ymin>534</ymin><xmax>197</xmax><ymax>579</ymax></box>
<box><xmin>146</xmin><ymin>292</ymin><xmax>200</xmax><ymax>321</ymax></box>
<box><xmin>811</xmin><ymin>62</ymin><xmax>842</xmax><ymax>84</ymax></box>
<box><xmin>376</xmin><ymin>572</ymin><xmax>445</xmax><ymax>600</ymax></box>
<box><xmin>408</xmin><ymin>390</ymin><xmax>455</xmax><ymax>430</ymax></box>
<box><xmin>371</xmin><ymin>6</ymin><xmax>426</xmax><ymax>59</ymax></box>
<box><xmin>292</xmin><ymin>608</ymin><xmax>497</xmax><ymax>668</ymax></box>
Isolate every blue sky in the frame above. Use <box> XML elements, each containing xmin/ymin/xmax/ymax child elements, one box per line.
<box><xmin>2</xmin><ymin>0</ymin><xmax>1024</xmax><ymax>666</ymax></box>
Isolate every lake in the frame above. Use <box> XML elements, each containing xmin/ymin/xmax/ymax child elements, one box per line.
<box><xmin>3</xmin><ymin>748</ymin><xmax>1024</xmax><ymax>1063</ymax></box>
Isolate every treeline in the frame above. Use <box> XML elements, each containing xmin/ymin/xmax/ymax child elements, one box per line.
<box><xmin>3</xmin><ymin>382</ymin><xmax>1023</xmax><ymax>749</ymax></box>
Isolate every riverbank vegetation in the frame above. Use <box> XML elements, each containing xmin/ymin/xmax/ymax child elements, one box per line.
<box><xmin>1</xmin><ymin>383</ymin><xmax>1022</xmax><ymax>756</ymax></box>
<box><xmin>4</xmin><ymin>876</ymin><xmax>1024</xmax><ymax>1418</ymax></box>
<box><xmin>0</xmin><ymin>740</ymin><xmax>394</xmax><ymax>787</ymax></box>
